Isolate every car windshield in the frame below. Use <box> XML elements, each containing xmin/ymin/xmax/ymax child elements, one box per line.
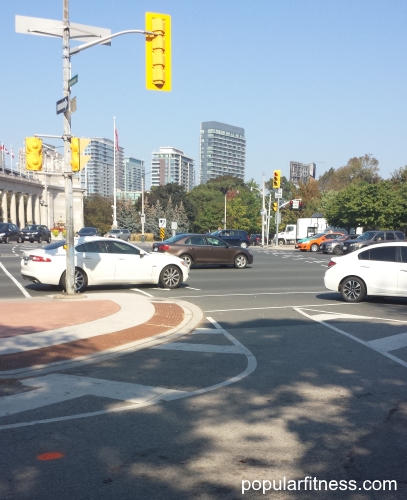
<box><xmin>356</xmin><ymin>231</ymin><xmax>377</xmax><ymax>240</ymax></box>
<box><xmin>0</xmin><ymin>224</ymin><xmax>7</xmax><ymax>230</ymax></box>
<box><xmin>109</xmin><ymin>230</ymin><xmax>120</xmax><ymax>233</ymax></box>
<box><xmin>163</xmin><ymin>234</ymin><xmax>189</xmax><ymax>244</ymax></box>
<box><xmin>24</xmin><ymin>225</ymin><xmax>40</xmax><ymax>230</ymax></box>
<box><xmin>311</xmin><ymin>233</ymin><xmax>325</xmax><ymax>239</ymax></box>
<box><xmin>79</xmin><ymin>228</ymin><xmax>95</xmax><ymax>234</ymax></box>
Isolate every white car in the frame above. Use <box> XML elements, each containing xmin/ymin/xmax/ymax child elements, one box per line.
<box><xmin>21</xmin><ymin>237</ymin><xmax>189</xmax><ymax>292</ymax></box>
<box><xmin>324</xmin><ymin>242</ymin><xmax>407</xmax><ymax>302</ymax></box>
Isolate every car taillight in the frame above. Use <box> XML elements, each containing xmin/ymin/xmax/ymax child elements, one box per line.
<box><xmin>328</xmin><ymin>260</ymin><xmax>336</xmax><ymax>269</ymax></box>
<box><xmin>159</xmin><ymin>244</ymin><xmax>170</xmax><ymax>251</ymax></box>
<box><xmin>30</xmin><ymin>255</ymin><xmax>51</xmax><ymax>262</ymax></box>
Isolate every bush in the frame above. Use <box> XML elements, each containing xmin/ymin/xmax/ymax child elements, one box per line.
<box><xmin>51</xmin><ymin>230</ymin><xmax>59</xmax><ymax>237</ymax></box>
<box><xmin>131</xmin><ymin>233</ymin><xmax>154</xmax><ymax>242</ymax></box>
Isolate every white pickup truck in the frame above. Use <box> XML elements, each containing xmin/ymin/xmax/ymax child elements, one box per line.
<box><xmin>276</xmin><ymin>217</ymin><xmax>328</xmax><ymax>245</ymax></box>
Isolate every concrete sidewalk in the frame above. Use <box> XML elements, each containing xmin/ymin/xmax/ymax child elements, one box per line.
<box><xmin>0</xmin><ymin>293</ymin><xmax>203</xmax><ymax>379</ymax></box>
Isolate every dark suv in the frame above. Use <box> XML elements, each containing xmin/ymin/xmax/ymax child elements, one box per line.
<box><xmin>210</xmin><ymin>229</ymin><xmax>251</xmax><ymax>248</ymax></box>
<box><xmin>19</xmin><ymin>224</ymin><xmax>51</xmax><ymax>243</ymax></box>
<box><xmin>0</xmin><ymin>223</ymin><xmax>20</xmax><ymax>243</ymax></box>
<box><xmin>342</xmin><ymin>230</ymin><xmax>406</xmax><ymax>254</ymax></box>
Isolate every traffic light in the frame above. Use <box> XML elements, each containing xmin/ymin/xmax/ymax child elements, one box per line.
<box><xmin>273</xmin><ymin>170</ymin><xmax>281</xmax><ymax>189</ymax></box>
<box><xmin>289</xmin><ymin>200</ymin><xmax>293</xmax><ymax>211</ymax></box>
<box><xmin>25</xmin><ymin>137</ymin><xmax>43</xmax><ymax>171</ymax></box>
<box><xmin>70</xmin><ymin>138</ymin><xmax>91</xmax><ymax>172</ymax></box>
<box><xmin>299</xmin><ymin>200</ymin><xmax>303</xmax><ymax>211</ymax></box>
<box><xmin>145</xmin><ymin>12</ymin><xmax>171</xmax><ymax>91</ymax></box>
<box><xmin>273</xmin><ymin>202</ymin><xmax>278</xmax><ymax>212</ymax></box>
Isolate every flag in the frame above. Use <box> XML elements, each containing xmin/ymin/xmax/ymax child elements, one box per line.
<box><xmin>0</xmin><ymin>144</ymin><xmax>3</xmax><ymax>151</ymax></box>
<box><xmin>4</xmin><ymin>146</ymin><xmax>9</xmax><ymax>155</ymax></box>
<box><xmin>115</xmin><ymin>128</ymin><xmax>119</xmax><ymax>151</ymax></box>
<box><xmin>10</xmin><ymin>148</ymin><xmax>14</xmax><ymax>158</ymax></box>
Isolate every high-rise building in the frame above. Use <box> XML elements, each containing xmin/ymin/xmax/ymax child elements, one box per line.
<box><xmin>289</xmin><ymin>161</ymin><xmax>316</xmax><ymax>184</ymax></box>
<box><xmin>151</xmin><ymin>147</ymin><xmax>195</xmax><ymax>191</ymax></box>
<box><xmin>199</xmin><ymin>121</ymin><xmax>246</xmax><ymax>184</ymax></box>
<box><xmin>124</xmin><ymin>156</ymin><xmax>145</xmax><ymax>192</ymax></box>
<box><xmin>80</xmin><ymin>138</ymin><xmax>124</xmax><ymax>197</ymax></box>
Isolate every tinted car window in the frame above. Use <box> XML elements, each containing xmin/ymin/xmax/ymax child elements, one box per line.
<box><xmin>396</xmin><ymin>231</ymin><xmax>405</xmax><ymax>240</ymax></box>
<box><xmin>163</xmin><ymin>234</ymin><xmax>189</xmax><ymax>244</ymax></box>
<box><xmin>206</xmin><ymin>237</ymin><xmax>227</xmax><ymax>247</ymax></box>
<box><xmin>106</xmin><ymin>240</ymin><xmax>139</xmax><ymax>255</ymax></box>
<box><xmin>185</xmin><ymin>236</ymin><xmax>207</xmax><ymax>245</ymax></box>
<box><xmin>359</xmin><ymin>249</ymin><xmax>370</xmax><ymax>260</ymax></box>
<box><xmin>369</xmin><ymin>246</ymin><xmax>397</xmax><ymax>262</ymax></box>
<box><xmin>401</xmin><ymin>247</ymin><xmax>407</xmax><ymax>263</ymax></box>
<box><xmin>386</xmin><ymin>232</ymin><xmax>395</xmax><ymax>241</ymax></box>
<box><xmin>373</xmin><ymin>232</ymin><xmax>385</xmax><ymax>241</ymax></box>
<box><xmin>83</xmin><ymin>241</ymin><xmax>108</xmax><ymax>253</ymax></box>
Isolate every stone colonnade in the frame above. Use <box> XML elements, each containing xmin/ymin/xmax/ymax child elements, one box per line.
<box><xmin>0</xmin><ymin>190</ymin><xmax>42</xmax><ymax>228</ymax></box>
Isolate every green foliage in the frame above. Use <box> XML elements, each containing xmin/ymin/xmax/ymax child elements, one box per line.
<box><xmin>83</xmin><ymin>195</ymin><xmax>113</xmax><ymax>235</ymax></box>
<box><xmin>117</xmin><ymin>200</ymin><xmax>140</xmax><ymax>233</ymax></box>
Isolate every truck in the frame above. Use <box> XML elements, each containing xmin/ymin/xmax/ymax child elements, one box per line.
<box><xmin>276</xmin><ymin>217</ymin><xmax>328</xmax><ymax>245</ymax></box>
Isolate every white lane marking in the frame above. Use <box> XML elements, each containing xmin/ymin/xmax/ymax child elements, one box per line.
<box><xmin>294</xmin><ymin>308</ymin><xmax>407</xmax><ymax>369</ymax></box>
<box><xmin>150</xmin><ymin>287</ymin><xmax>171</xmax><ymax>291</ymax></box>
<box><xmin>300</xmin><ymin>307</ymin><xmax>407</xmax><ymax>323</ymax></box>
<box><xmin>367</xmin><ymin>332</ymin><xmax>407</xmax><ymax>352</ymax></box>
<box><xmin>0</xmin><ymin>320</ymin><xmax>257</xmax><ymax>430</ymax></box>
<box><xmin>171</xmin><ymin>291</ymin><xmax>330</xmax><ymax>299</ymax></box>
<box><xmin>187</xmin><ymin>287</ymin><xmax>201</xmax><ymax>291</ymax></box>
<box><xmin>191</xmin><ymin>328</ymin><xmax>224</xmax><ymax>335</ymax></box>
<box><xmin>0</xmin><ymin>374</ymin><xmax>187</xmax><ymax>418</ymax></box>
<box><xmin>130</xmin><ymin>288</ymin><xmax>154</xmax><ymax>297</ymax></box>
<box><xmin>321</xmin><ymin>265</ymin><xmax>328</xmax><ymax>268</ymax></box>
<box><xmin>153</xmin><ymin>343</ymin><xmax>245</xmax><ymax>354</ymax></box>
<box><xmin>205</xmin><ymin>303</ymin><xmax>344</xmax><ymax>313</ymax></box>
<box><xmin>0</xmin><ymin>261</ymin><xmax>31</xmax><ymax>298</ymax></box>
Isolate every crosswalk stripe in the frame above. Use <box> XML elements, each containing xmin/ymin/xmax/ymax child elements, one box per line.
<box><xmin>367</xmin><ymin>332</ymin><xmax>407</xmax><ymax>352</ymax></box>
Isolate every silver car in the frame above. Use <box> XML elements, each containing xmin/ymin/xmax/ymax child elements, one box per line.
<box><xmin>104</xmin><ymin>228</ymin><xmax>131</xmax><ymax>241</ymax></box>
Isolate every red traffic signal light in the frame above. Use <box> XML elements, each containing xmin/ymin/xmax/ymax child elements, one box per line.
<box><xmin>289</xmin><ymin>200</ymin><xmax>293</xmax><ymax>211</ymax></box>
<box><xmin>299</xmin><ymin>200</ymin><xmax>303</xmax><ymax>211</ymax></box>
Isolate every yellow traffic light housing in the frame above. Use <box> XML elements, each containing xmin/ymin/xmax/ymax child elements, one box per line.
<box><xmin>145</xmin><ymin>12</ymin><xmax>171</xmax><ymax>91</ymax></box>
<box><xmin>70</xmin><ymin>138</ymin><xmax>91</xmax><ymax>172</ymax></box>
<box><xmin>25</xmin><ymin>137</ymin><xmax>43</xmax><ymax>171</ymax></box>
<box><xmin>273</xmin><ymin>202</ymin><xmax>278</xmax><ymax>212</ymax></box>
<box><xmin>273</xmin><ymin>170</ymin><xmax>281</xmax><ymax>189</ymax></box>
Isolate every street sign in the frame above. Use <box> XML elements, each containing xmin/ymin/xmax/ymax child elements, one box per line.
<box><xmin>70</xmin><ymin>96</ymin><xmax>77</xmax><ymax>113</ymax></box>
<box><xmin>275</xmin><ymin>188</ymin><xmax>282</xmax><ymax>199</ymax></box>
<box><xmin>171</xmin><ymin>221</ymin><xmax>178</xmax><ymax>230</ymax></box>
<box><xmin>275</xmin><ymin>212</ymin><xmax>281</xmax><ymax>224</ymax></box>
<box><xmin>68</xmin><ymin>74</ymin><xmax>78</xmax><ymax>88</ymax></box>
<box><xmin>160</xmin><ymin>227</ymin><xmax>165</xmax><ymax>240</ymax></box>
<box><xmin>56</xmin><ymin>96</ymin><xmax>69</xmax><ymax>115</ymax></box>
<box><xmin>159</xmin><ymin>218</ymin><xmax>166</xmax><ymax>228</ymax></box>
<box><xmin>292</xmin><ymin>200</ymin><xmax>299</xmax><ymax>209</ymax></box>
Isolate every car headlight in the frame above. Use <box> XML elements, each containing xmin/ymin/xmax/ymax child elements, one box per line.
<box><xmin>0</xmin><ymin>233</ymin><xmax>5</xmax><ymax>236</ymax></box>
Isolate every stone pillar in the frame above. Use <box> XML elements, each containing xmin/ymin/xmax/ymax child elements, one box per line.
<box><xmin>10</xmin><ymin>192</ymin><xmax>17</xmax><ymax>225</ymax></box>
<box><xmin>18</xmin><ymin>193</ymin><xmax>25</xmax><ymax>229</ymax></box>
<box><xmin>26</xmin><ymin>194</ymin><xmax>33</xmax><ymax>224</ymax></box>
<box><xmin>34</xmin><ymin>195</ymin><xmax>41</xmax><ymax>224</ymax></box>
<box><xmin>0</xmin><ymin>190</ymin><xmax>8</xmax><ymax>222</ymax></box>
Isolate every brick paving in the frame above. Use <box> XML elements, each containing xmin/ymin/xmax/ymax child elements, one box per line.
<box><xmin>0</xmin><ymin>301</ymin><xmax>121</xmax><ymax>338</ymax></box>
<box><xmin>0</xmin><ymin>302</ymin><xmax>184</xmax><ymax>372</ymax></box>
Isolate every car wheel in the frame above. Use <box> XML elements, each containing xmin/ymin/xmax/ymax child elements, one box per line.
<box><xmin>240</xmin><ymin>241</ymin><xmax>248</xmax><ymax>248</ymax></box>
<box><xmin>310</xmin><ymin>243</ymin><xmax>319</xmax><ymax>252</ymax></box>
<box><xmin>180</xmin><ymin>254</ymin><xmax>193</xmax><ymax>267</ymax></box>
<box><xmin>278</xmin><ymin>239</ymin><xmax>284</xmax><ymax>246</ymax></box>
<box><xmin>341</xmin><ymin>276</ymin><xmax>366</xmax><ymax>303</ymax></box>
<box><xmin>29</xmin><ymin>240</ymin><xmax>34</xmax><ymax>243</ymax></box>
<box><xmin>38</xmin><ymin>236</ymin><xmax>42</xmax><ymax>244</ymax></box>
<box><xmin>333</xmin><ymin>246</ymin><xmax>342</xmax><ymax>255</ymax></box>
<box><xmin>60</xmin><ymin>268</ymin><xmax>88</xmax><ymax>293</ymax></box>
<box><xmin>4</xmin><ymin>236</ymin><xmax>9</xmax><ymax>244</ymax></box>
<box><xmin>159</xmin><ymin>265</ymin><xmax>182</xmax><ymax>289</ymax></box>
<box><xmin>47</xmin><ymin>235</ymin><xmax>51</xmax><ymax>243</ymax></box>
<box><xmin>234</xmin><ymin>254</ymin><xmax>248</xmax><ymax>269</ymax></box>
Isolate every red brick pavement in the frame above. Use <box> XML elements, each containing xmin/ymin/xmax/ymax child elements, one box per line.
<box><xmin>0</xmin><ymin>302</ymin><xmax>184</xmax><ymax>372</ymax></box>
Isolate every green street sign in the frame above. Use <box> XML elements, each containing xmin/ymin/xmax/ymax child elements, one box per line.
<box><xmin>68</xmin><ymin>74</ymin><xmax>78</xmax><ymax>88</ymax></box>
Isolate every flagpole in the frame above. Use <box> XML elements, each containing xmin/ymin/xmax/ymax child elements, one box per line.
<box><xmin>113</xmin><ymin>116</ymin><xmax>117</xmax><ymax>228</ymax></box>
<box><xmin>1</xmin><ymin>143</ymin><xmax>3</xmax><ymax>173</ymax></box>
<box><xmin>10</xmin><ymin>145</ymin><xmax>13</xmax><ymax>170</ymax></box>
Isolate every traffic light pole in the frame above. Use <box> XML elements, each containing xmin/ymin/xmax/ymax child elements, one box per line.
<box><xmin>275</xmin><ymin>198</ymin><xmax>280</xmax><ymax>247</ymax></box>
<box><xmin>63</xmin><ymin>0</ymin><xmax>75</xmax><ymax>295</ymax></box>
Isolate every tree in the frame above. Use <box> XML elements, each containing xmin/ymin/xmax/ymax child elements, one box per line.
<box><xmin>390</xmin><ymin>165</ymin><xmax>407</xmax><ymax>185</ymax></box>
<box><xmin>117</xmin><ymin>199</ymin><xmax>140</xmax><ymax>233</ymax></box>
<box><xmin>83</xmin><ymin>195</ymin><xmax>113</xmax><ymax>235</ymax></box>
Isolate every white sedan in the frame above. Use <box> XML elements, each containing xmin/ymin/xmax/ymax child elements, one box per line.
<box><xmin>21</xmin><ymin>237</ymin><xmax>189</xmax><ymax>292</ymax></box>
<box><xmin>324</xmin><ymin>242</ymin><xmax>407</xmax><ymax>302</ymax></box>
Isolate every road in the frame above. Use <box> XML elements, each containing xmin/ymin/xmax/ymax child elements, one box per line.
<box><xmin>0</xmin><ymin>241</ymin><xmax>406</xmax><ymax>499</ymax></box>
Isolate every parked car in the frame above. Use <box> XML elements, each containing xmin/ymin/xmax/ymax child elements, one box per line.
<box><xmin>295</xmin><ymin>232</ymin><xmax>346</xmax><ymax>252</ymax></box>
<box><xmin>104</xmin><ymin>228</ymin><xmax>130</xmax><ymax>241</ymax></box>
<box><xmin>249</xmin><ymin>234</ymin><xmax>261</xmax><ymax>246</ymax></box>
<box><xmin>342</xmin><ymin>230</ymin><xmax>406</xmax><ymax>254</ymax></box>
<box><xmin>21</xmin><ymin>237</ymin><xmax>189</xmax><ymax>292</ymax></box>
<box><xmin>152</xmin><ymin>233</ymin><xmax>253</xmax><ymax>269</ymax></box>
<box><xmin>19</xmin><ymin>224</ymin><xmax>51</xmax><ymax>244</ymax></box>
<box><xmin>0</xmin><ymin>222</ymin><xmax>20</xmax><ymax>243</ymax></box>
<box><xmin>324</xmin><ymin>242</ymin><xmax>407</xmax><ymax>302</ymax></box>
<box><xmin>320</xmin><ymin>234</ymin><xmax>359</xmax><ymax>255</ymax></box>
<box><xmin>76</xmin><ymin>227</ymin><xmax>100</xmax><ymax>237</ymax></box>
<box><xmin>210</xmin><ymin>229</ymin><xmax>251</xmax><ymax>248</ymax></box>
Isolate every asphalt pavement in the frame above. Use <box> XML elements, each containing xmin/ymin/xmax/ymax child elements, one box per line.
<box><xmin>0</xmin><ymin>241</ymin><xmax>406</xmax><ymax>499</ymax></box>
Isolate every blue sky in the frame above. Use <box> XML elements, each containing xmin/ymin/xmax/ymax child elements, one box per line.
<box><xmin>2</xmin><ymin>0</ymin><xmax>407</xmax><ymax>187</ymax></box>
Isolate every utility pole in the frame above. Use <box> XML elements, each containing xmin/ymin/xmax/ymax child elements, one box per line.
<box><xmin>261</xmin><ymin>173</ymin><xmax>265</xmax><ymax>246</ymax></box>
<box><xmin>63</xmin><ymin>0</ymin><xmax>75</xmax><ymax>294</ymax></box>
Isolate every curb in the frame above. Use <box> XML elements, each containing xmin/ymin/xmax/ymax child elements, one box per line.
<box><xmin>0</xmin><ymin>298</ymin><xmax>204</xmax><ymax>380</ymax></box>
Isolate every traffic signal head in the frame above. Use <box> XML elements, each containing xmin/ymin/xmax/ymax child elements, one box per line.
<box><xmin>289</xmin><ymin>200</ymin><xmax>293</xmax><ymax>211</ymax></box>
<box><xmin>70</xmin><ymin>138</ymin><xmax>80</xmax><ymax>172</ymax></box>
<box><xmin>273</xmin><ymin>202</ymin><xmax>278</xmax><ymax>212</ymax></box>
<box><xmin>25</xmin><ymin>137</ymin><xmax>43</xmax><ymax>171</ymax></box>
<box><xmin>146</xmin><ymin>12</ymin><xmax>171</xmax><ymax>91</ymax></box>
<box><xmin>273</xmin><ymin>170</ymin><xmax>281</xmax><ymax>189</ymax></box>
<box><xmin>299</xmin><ymin>200</ymin><xmax>303</xmax><ymax>211</ymax></box>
